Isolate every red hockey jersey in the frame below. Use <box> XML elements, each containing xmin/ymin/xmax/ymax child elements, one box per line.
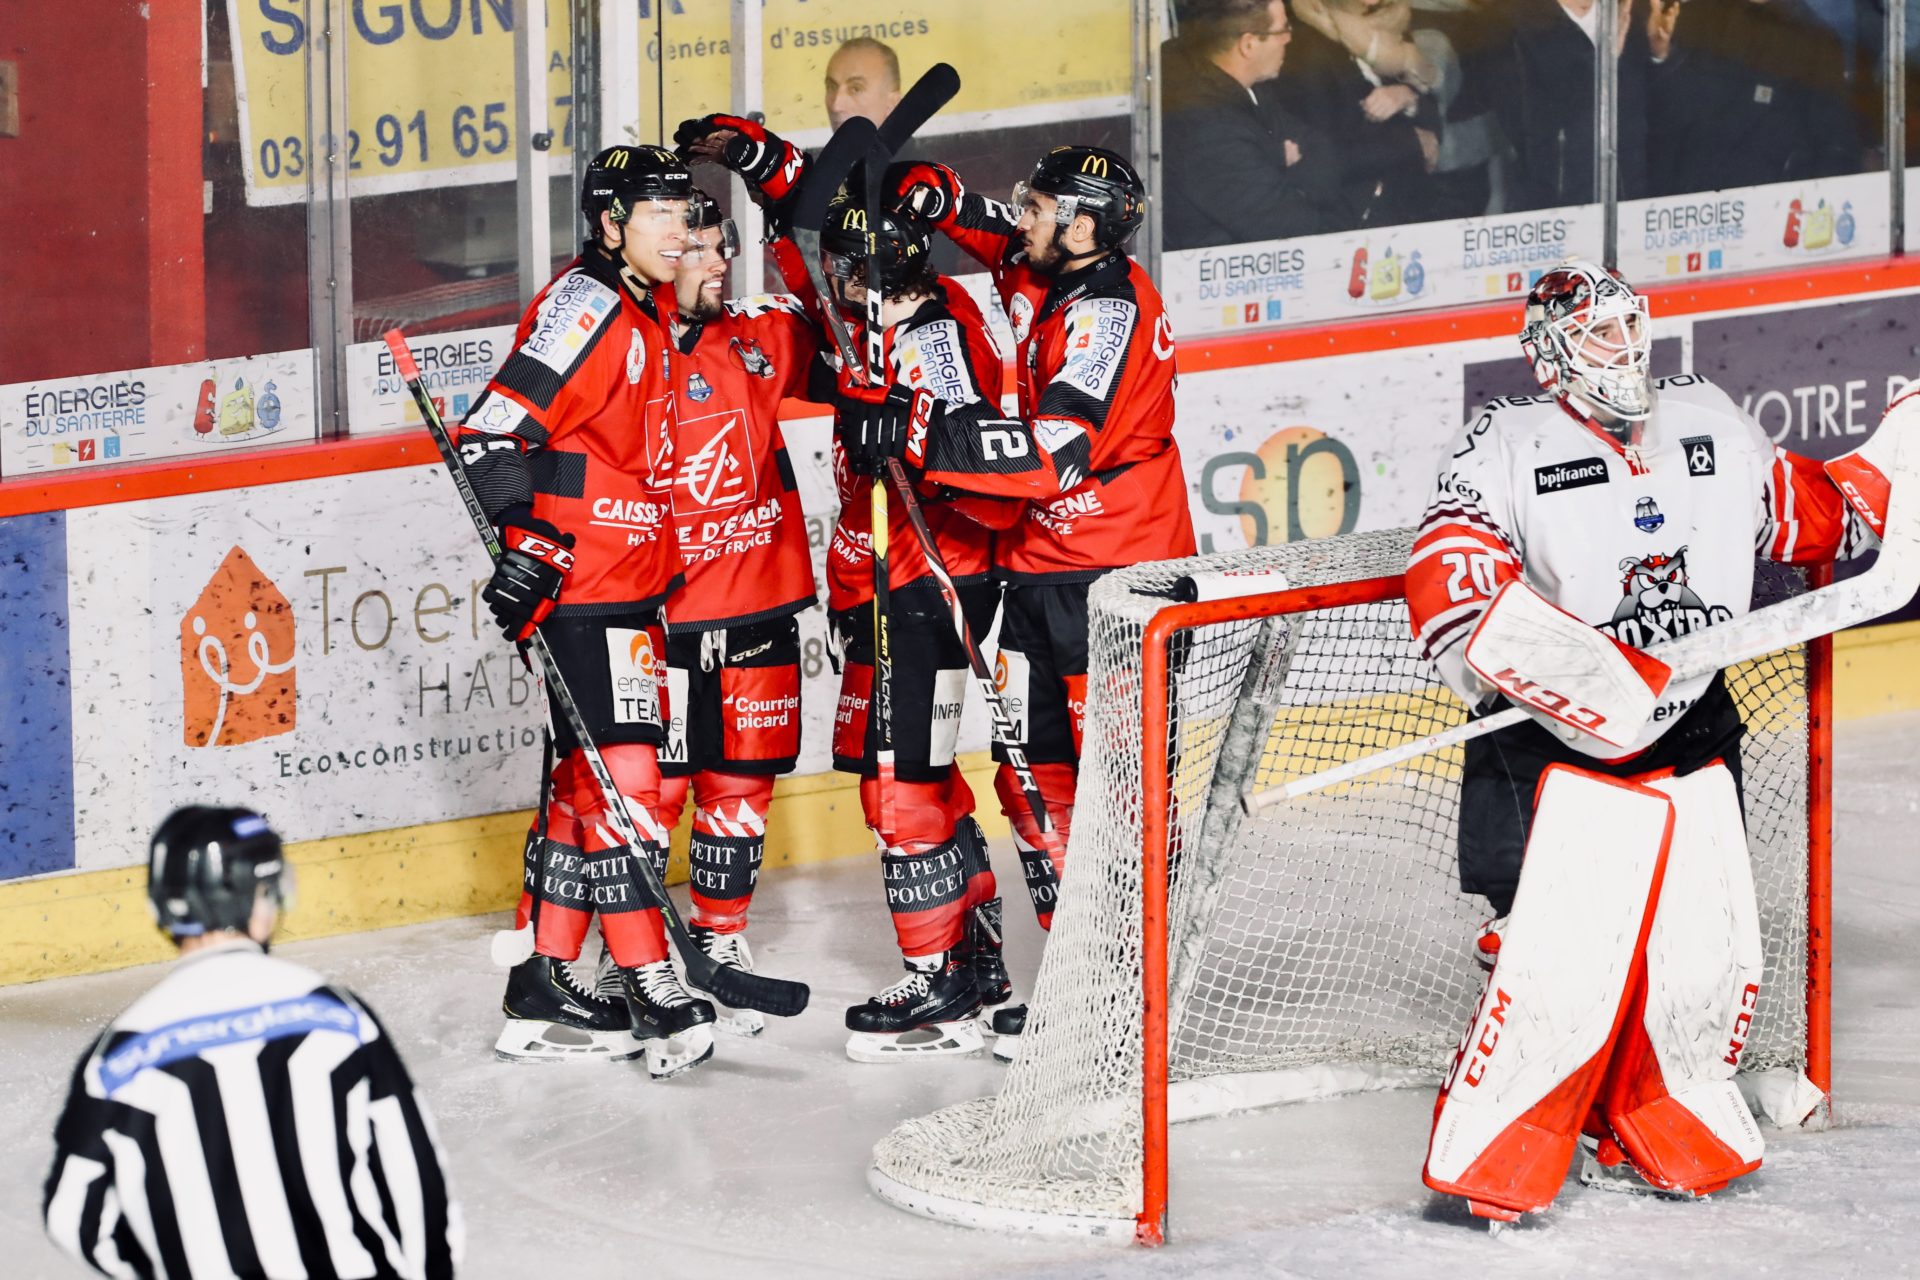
<box><xmin>665</xmin><ymin>293</ymin><xmax>821</xmax><ymax>630</ymax></box>
<box><xmin>456</xmin><ymin>250</ymin><xmax>682</xmax><ymax>614</ymax></box>
<box><xmin>928</xmin><ymin>198</ymin><xmax>1196</xmax><ymax>582</ymax></box>
<box><xmin>823</xmin><ymin>279</ymin><xmax>1006</xmax><ymax>611</ymax></box>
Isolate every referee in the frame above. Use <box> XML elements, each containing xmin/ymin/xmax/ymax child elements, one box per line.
<box><xmin>42</xmin><ymin>806</ymin><xmax>462</xmax><ymax>1278</ymax></box>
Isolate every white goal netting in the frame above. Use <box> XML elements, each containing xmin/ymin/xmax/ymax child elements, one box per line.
<box><xmin>870</xmin><ymin>528</ymin><xmax>1817</xmax><ymax>1236</ymax></box>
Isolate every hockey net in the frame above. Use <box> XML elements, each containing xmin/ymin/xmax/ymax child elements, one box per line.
<box><xmin>869</xmin><ymin>527</ymin><xmax>1829</xmax><ymax>1243</ymax></box>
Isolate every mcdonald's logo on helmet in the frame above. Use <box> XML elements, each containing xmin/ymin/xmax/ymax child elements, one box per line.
<box><xmin>1022</xmin><ymin>145</ymin><xmax>1147</xmax><ymax>250</ymax></box>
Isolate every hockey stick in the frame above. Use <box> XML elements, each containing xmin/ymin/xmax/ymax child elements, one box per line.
<box><xmin>385</xmin><ymin>330</ymin><xmax>811</xmax><ymax>1018</ymax></box>
<box><xmin>786</xmin><ymin>117</ymin><xmax>881</xmax><ymax>380</ymax></box>
<box><xmin>1244</xmin><ymin>430</ymin><xmax>1920</xmax><ymax>813</ymax></box>
<box><xmin>884</xmin><ymin>458</ymin><xmax>1070</xmax><ymax>867</ymax></box>
<box><xmin>865</xmin><ymin>142</ymin><xmax>900</xmax><ymax>847</ymax></box>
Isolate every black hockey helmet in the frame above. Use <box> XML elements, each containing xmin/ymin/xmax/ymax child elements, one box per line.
<box><xmin>1016</xmin><ymin>145</ymin><xmax>1146</xmax><ymax>249</ymax></box>
<box><xmin>685</xmin><ymin>187</ymin><xmax>741</xmax><ymax>261</ymax></box>
<box><xmin>147</xmin><ymin>806</ymin><xmax>291</xmax><ymax>938</ymax></box>
<box><xmin>819</xmin><ymin>194</ymin><xmax>936</xmax><ymax>297</ymax></box>
<box><xmin>581</xmin><ymin>145</ymin><xmax>693</xmax><ymax>228</ymax></box>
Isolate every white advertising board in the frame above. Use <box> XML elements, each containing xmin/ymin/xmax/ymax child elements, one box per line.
<box><xmin>345</xmin><ymin>327</ymin><xmax>516</xmax><ymax>436</ymax></box>
<box><xmin>66</xmin><ymin>464</ymin><xmax>537</xmax><ymax>867</ymax></box>
<box><xmin>0</xmin><ymin>349</ymin><xmax>316</xmax><ymax>477</ymax></box>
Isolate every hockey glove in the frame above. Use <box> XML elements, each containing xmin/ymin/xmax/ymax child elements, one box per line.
<box><xmin>483</xmin><ymin>516</ymin><xmax>576</xmax><ymax>644</ymax></box>
<box><xmin>839</xmin><ymin>385</ymin><xmax>940</xmax><ymax>477</ymax></box>
<box><xmin>890</xmin><ymin>161</ymin><xmax>964</xmax><ymax>225</ymax></box>
<box><xmin>674</xmin><ymin>114</ymin><xmax>806</xmax><ymax>203</ymax></box>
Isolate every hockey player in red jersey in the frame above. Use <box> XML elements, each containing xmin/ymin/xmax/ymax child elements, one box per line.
<box><xmin>813</xmin><ymin>195</ymin><xmax>1021</xmax><ymax>1062</ymax></box>
<box><xmin>890</xmin><ymin>146</ymin><xmax>1196</xmax><ymax>1057</ymax></box>
<box><xmin>1405</xmin><ymin>259</ymin><xmax>1883</xmax><ymax>1220</ymax></box>
<box><xmin>674</xmin><ymin>112</ymin><xmax>1029</xmax><ymax>1060</ymax></box>
<box><xmin>455</xmin><ymin>145</ymin><xmax>718</xmax><ymax>1079</ymax></box>
<box><xmin>649</xmin><ymin>190</ymin><xmax>823</xmax><ymax>1038</ymax></box>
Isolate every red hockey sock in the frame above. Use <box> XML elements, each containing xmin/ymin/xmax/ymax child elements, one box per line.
<box><xmin>863</xmin><ymin>773</ymin><xmax>976</xmax><ymax>956</ymax></box>
<box><xmin>996</xmin><ymin>762</ymin><xmax>1076</xmax><ymax>928</ymax></box>
<box><xmin>565</xmin><ymin>743</ymin><xmax>671</xmax><ymax>968</ymax></box>
<box><xmin>688</xmin><ymin>771</ymin><xmax>773</xmax><ymax>933</ymax></box>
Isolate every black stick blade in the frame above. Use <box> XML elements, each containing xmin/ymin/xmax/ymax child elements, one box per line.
<box><xmin>682</xmin><ymin>951</ymin><xmax>812</xmax><ymax>1018</ymax></box>
<box><xmin>877</xmin><ymin>63</ymin><xmax>961</xmax><ymax>156</ymax></box>
<box><xmin>790</xmin><ymin>116</ymin><xmax>881</xmax><ymax>235</ymax></box>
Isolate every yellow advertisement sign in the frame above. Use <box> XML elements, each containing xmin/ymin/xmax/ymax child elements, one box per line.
<box><xmin>230</xmin><ymin>2</ymin><xmax>1129</xmax><ymax>208</ymax></box>
<box><xmin>228</xmin><ymin>2</ymin><xmax>577</xmax><ymax>206</ymax></box>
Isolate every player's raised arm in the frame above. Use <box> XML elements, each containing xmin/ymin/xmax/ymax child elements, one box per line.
<box><xmin>894</xmin><ymin>160</ymin><xmax>1022</xmax><ymax>272</ymax></box>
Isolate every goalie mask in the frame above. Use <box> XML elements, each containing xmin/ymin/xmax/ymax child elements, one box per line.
<box><xmin>1520</xmin><ymin>260</ymin><xmax>1654</xmax><ymax>422</ymax></box>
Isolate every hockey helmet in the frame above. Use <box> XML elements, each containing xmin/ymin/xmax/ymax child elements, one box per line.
<box><xmin>1014</xmin><ymin>145</ymin><xmax>1147</xmax><ymax>250</ymax></box>
<box><xmin>581</xmin><ymin>145</ymin><xmax>693</xmax><ymax>228</ymax></box>
<box><xmin>147</xmin><ymin>806</ymin><xmax>292</xmax><ymax>938</ymax></box>
<box><xmin>685</xmin><ymin>187</ymin><xmax>741</xmax><ymax>262</ymax></box>
<box><xmin>819</xmin><ymin>194</ymin><xmax>935</xmax><ymax>297</ymax></box>
<box><xmin>1520</xmin><ymin>259</ymin><xmax>1654</xmax><ymax>421</ymax></box>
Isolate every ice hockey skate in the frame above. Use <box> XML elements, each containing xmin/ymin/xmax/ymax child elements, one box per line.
<box><xmin>845</xmin><ymin>952</ymin><xmax>985</xmax><ymax>1062</ymax></box>
<box><xmin>686</xmin><ymin>924</ymin><xmax>766</xmax><ymax>1037</ymax></box>
<box><xmin>495</xmin><ymin>953</ymin><xmax>642</xmax><ymax>1063</ymax></box>
<box><xmin>610</xmin><ymin>957</ymin><xmax>717</xmax><ymax>1079</ymax></box>
<box><xmin>988</xmin><ymin>1003</ymin><xmax>1025</xmax><ymax>1063</ymax></box>
<box><xmin>963</xmin><ymin>898</ymin><xmax>1012</xmax><ymax>1010</ymax></box>
<box><xmin>1578</xmin><ymin>1136</ymin><xmax>1700</xmax><ymax>1200</ymax></box>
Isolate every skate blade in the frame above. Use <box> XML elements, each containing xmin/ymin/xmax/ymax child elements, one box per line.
<box><xmin>990</xmin><ymin>1031</ymin><xmax>1021</xmax><ymax>1064</ymax></box>
<box><xmin>644</xmin><ymin>1025</ymin><xmax>717</xmax><ymax>1079</ymax></box>
<box><xmin>846</xmin><ymin>1019</ymin><xmax>986</xmax><ymax>1064</ymax></box>
<box><xmin>1578</xmin><ymin>1155</ymin><xmax>1701</xmax><ymax>1201</ymax></box>
<box><xmin>494</xmin><ymin>1018</ymin><xmax>644</xmax><ymax>1063</ymax></box>
<box><xmin>716</xmin><ymin>1007</ymin><xmax>765</xmax><ymax>1038</ymax></box>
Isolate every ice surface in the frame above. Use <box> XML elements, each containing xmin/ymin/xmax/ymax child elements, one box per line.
<box><xmin>5</xmin><ymin>713</ymin><xmax>1919</xmax><ymax>1278</ymax></box>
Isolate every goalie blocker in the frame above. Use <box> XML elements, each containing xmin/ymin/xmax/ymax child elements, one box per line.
<box><xmin>1425</xmin><ymin>762</ymin><xmax>1765</xmax><ymax>1221</ymax></box>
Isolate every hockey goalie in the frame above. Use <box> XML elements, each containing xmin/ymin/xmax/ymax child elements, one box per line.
<box><xmin>1407</xmin><ymin>259</ymin><xmax>1903</xmax><ymax>1222</ymax></box>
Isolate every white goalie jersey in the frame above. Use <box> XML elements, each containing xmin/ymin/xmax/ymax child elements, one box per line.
<box><xmin>1409</xmin><ymin>374</ymin><xmax>1875</xmax><ymax>758</ymax></box>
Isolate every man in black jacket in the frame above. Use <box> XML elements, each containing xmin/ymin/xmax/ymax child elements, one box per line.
<box><xmin>1499</xmin><ymin>0</ymin><xmax>1651</xmax><ymax>211</ymax></box>
<box><xmin>1163</xmin><ymin>0</ymin><xmax>1350</xmax><ymax>249</ymax></box>
<box><xmin>1645</xmin><ymin>0</ymin><xmax>1862</xmax><ymax>196</ymax></box>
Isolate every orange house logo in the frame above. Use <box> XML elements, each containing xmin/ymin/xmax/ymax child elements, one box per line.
<box><xmin>181</xmin><ymin>546</ymin><xmax>297</xmax><ymax>748</ymax></box>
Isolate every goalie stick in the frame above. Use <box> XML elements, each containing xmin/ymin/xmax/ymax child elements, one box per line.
<box><xmin>385</xmin><ymin>329</ymin><xmax>811</xmax><ymax>1019</ymax></box>
<box><xmin>1244</xmin><ymin>428</ymin><xmax>1920</xmax><ymax>812</ymax></box>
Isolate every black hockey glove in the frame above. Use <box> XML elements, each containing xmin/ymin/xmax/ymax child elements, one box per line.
<box><xmin>840</xmin><ymin>385</ymin><xmax>939</xmax><ymax>477</ymax></box>
<box><xmin>483</xmin><ymin>516</ymin><xmax>576</xmax><ymax>644</ymax></box>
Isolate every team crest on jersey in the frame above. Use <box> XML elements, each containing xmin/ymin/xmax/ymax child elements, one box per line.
<box><xmin>1009</xmin><ymin>294</ymin><xmax>1036</xmax><ymax>345</ymax></box>
<box><xmin>688</xmin><ymin>371</ymin><xmax>714</xmax><ymax>402</ymax></box>
<box><xmin>1602</xmin><ymin>547</ymin><xmax>1733</xmax><ymax>647</ymax></box>
<box><xmin>729</xmin><ymin>336</ymin><xmax>776</xmax><ymax>379</ymax></box>
<box><xmin>1633</xmin><ymin>496</ymin><xmax>1664</xmax><ymax>532</ymax></box>
<box><xmin>1682</xmin><ymin>435</ymin><xmax>1717</xmax><ymax>477</ymax></box>
<box><xmin>626</xmin><ymin>332</ymin><xmax>647</xmax><ymax>384</ymax></box>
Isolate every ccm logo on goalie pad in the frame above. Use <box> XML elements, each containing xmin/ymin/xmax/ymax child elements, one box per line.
<box><xmin>1457</xmin><ymin>986</ymin><xmax>1514</xmax><ymax>1089</ymax></box>
<box><xmin>1724</xmin><ymin>981</ymin><xmax>1761</xmax><ymax>1067</ymax></box>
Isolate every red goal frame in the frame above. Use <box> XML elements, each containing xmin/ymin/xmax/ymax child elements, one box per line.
<box><xmin>1133</xmin><ymin>570</ymin><xmax>1834</xmax><ymax>1247</ymax></box>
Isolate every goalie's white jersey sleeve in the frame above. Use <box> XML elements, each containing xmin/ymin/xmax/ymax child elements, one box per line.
<box><xmin>1408</xmin><ymin>374</ymin><xmax>1874</xmax><ymax>759</ymax></box>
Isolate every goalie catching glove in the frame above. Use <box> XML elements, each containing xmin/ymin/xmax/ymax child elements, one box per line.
<box><xmin>483</xmin><ymin>514</ymin><xmax>575</xmax><ymax>643</ymax></box>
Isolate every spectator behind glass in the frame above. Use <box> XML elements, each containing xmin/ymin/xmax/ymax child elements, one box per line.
<box><xmin>1497</xmin><ymin>0</ymin><xmax>1651</xmax><ymax>210</ymax></box>
<box><xmin>1163</xmin><ymin>0</ymin><xmax>1351</xmax><ymax>249</ymax></box>
<box><xmin>1646</xmin><ymin>0</ymin><xmax>1862</xmax><ymax>197</ymax></box>
<box><xmin>1289</xmin><ymin>0</ymin><xmax>1499</xmax><ymax>218</ymax></box>
<box><xmin>1263</xmin><ymin>0</ymin><xmax>1437</xmax><ymax>227</ymax></box>
<box><xmin>825</xmin><ymin>37</ymin><xmax>903</xmax><ymax>129</ymax></box>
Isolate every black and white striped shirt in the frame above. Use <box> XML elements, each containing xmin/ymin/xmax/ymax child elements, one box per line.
<box><xmin>42</xmin><ymin>942</ymin><xmax>461</xmax><ymax>1278</ymax></box>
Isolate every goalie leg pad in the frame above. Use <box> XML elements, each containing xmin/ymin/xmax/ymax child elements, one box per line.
<box><xmin>1599</xmin><ymin>762</ymin><xmax>1766</xmax><ymax>1195</ymax></box>
<box><xmin>1424</xmin><ymin>766</ymin><xmax>1676</xmax><ymax>1219</ymax></box>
